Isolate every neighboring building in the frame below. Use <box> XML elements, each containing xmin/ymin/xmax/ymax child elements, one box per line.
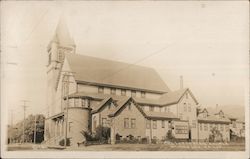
<box><xmin>197</xmin><ymin>109</ymin><xmax>230</xmax><ymax>142</ymax></box>
<box><xmin>229</xmin><ymin>117</ymin><xmax>245</xmax><ymax>138</ymax></box>
<box><xmin>44</xmin><ymin>19</ymin><xmax>240</xmax><ymax>146</ymax></box>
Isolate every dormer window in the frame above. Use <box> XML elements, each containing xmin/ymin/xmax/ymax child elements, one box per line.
<box><xmin>121</xmin><ymin>89</ymin><xmax>126</xmax><ymax>96</ymax></box>
<box><xmin>131</xmin><ymin>90</ymin><xmax>136</xmax><ymax>97</ymax></box>
<box><xmin>111</xmin><ymin>88</ymin><xmax>116</xmax><ymax>95</ymax></box>
<box><xmin>98</xmin><ymin>86</ymin><xmax>104</xmax><ymax>94</ymax></box>
<box><xmin>149</xmin><ymin>106</ymin><xmax>154</xmax><ymax>112</ymax></box>
<box><xmin>141</xmin><ymin>91</ymin><xmax>146</xmax><ymax>98</ymax></box>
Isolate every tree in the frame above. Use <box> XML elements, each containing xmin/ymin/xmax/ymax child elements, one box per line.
<box><xmin>8</xmin><ymin>114</ymin><xmax>45</xmax><ymax>143</ymax></box>
<box><xmin>209</xmin><ymin>127</ymin><xmax>223</xmax><ymax>142</ymax></box>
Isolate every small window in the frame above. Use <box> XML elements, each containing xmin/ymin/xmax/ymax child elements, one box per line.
<box><xmin>81</xmin><ymin>99</ymin><xmax>85</xmax><ymax>107</ymax></box>
<box><xmin>98</xmin><ymin>86</ymin><xmax>104</xmax><ymax>94</ymax></box>
<box><xmin>153</xmin><ymin>120</ymin><xmax>157</xmax><ymax>129</ymax></box>
<box><xmin>149</xmin><ymin>106</ymin><xmax>154</xmax><ymax>112</ymax></box>
<box><xmin>161</xmin><ymin>120</ymin><xmax>165</xmax><ymax>128</ymax></box>
<box><xmin>124</xmin><ymin>118</ymin><xmax>129</xmax><ymax>128</ymax></box>
<box><xmin>131</xmin><ymin>119</ymin><xmax>136</xmax><ymax>128</ymax></box>
<box><xmin>128</xmin><ymin>103</ymin><xmax>131</xmax><ymax>110</ymax></box>
<box><xmin>108</xmin><ymin>103</ymin><xmax>111</xmax><ymax>110</ymax></box>
<box><xmin>141</xmin><ymin>91</ymin><xmax>146</xmax><ymax>98</ymax></box>
<box><xmin>184</xmin><ymin>103</ymin><xmax>187</xmax><ymax>112</ymax></box>
<box><xmin>204</xmin><ymin>124</ymin><xmax>208</xmax><ymax>131</ymax></box>
<box><xmin>69</xmin><ymin>122</ymin><xmax>73</xmax><ymax>132</ymax></box>
<box><xmin>146</xmin><ymin>120</ymin><xmax>151</xmax><ymax>129</ymax></box>
<box><xmin>186</xmin><ymin>93</ymin><xmax>188</xmax><ymax>99</ymax></box>
<box><xmin>111</xmin><ymin>88</ymin><xmax>116</xmax><ymax>95</ymax></box>
<box><xmin>200</xmin><ymin>123</ymin><xmax>203</xmax><ymax>131</ymax></box>
<box><xmin>121</xmin><ymin>89</ymin><xmax>126</xmax><ymax>96</ymax></box>
<box><xmin>209</xmin><ymin>124</ymin><xmax>213</xmax><ymax>130</ymax></box>
<box><xmin>74</xmin><ymin>98</ymin><xmax>79</xmax><ymax>107</ymax></box>
<box><xmin>102</xmin><ymin>118</ymin><xmax>107</xmax><ymax>127</ymax></box>
<box><xmin>131</xmin><ymin>90</ymin><xmax>136</xmax><ymax>97</ymax></box>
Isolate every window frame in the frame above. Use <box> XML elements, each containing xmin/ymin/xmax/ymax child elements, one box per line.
<box><xmin>141</xmin><ymin>91</ymin><xmax>146</xmax><ymax>98</ymax></box>
<box><xmin>161</xmin><ymin>120</ymin><xmax>165</xmax><ymax>128</ymax></box>
<box><xmin>124</xmin><ymin>118</ymin><xmax>129</xmax><ymax>128</ymax></box>
<box><xmin>98</xmin><ymin>86</ymin><xmax>104</xmax><ymax>94</ymax></box>
<box><xmin>131</xmin><ymin>118</ymin><xmax>136</xmax><ymax>128</ymax></box>
<box><xmin>111</xmin><ymin>88</ymin><xmax>116</xmax><ymax>95</ymax></box>
<box><xmin>121</xmin><ymin>89</ymin><xmax>126</xmax><ymax>96</ymax></box>
<box><xmin>153</xmin><ymin>120</ymin><xmax>157</xmax><ymax>129</ymax></box>
<box><xmin>131</xmin><ymin>90</ymin><xmax>136</xmax><ymax>97</ymax></box>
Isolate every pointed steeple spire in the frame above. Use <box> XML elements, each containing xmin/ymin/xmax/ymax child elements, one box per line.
<box><xmin>51</xmin><ymin>16</ymin><xmax>75</xmax><ymax>47</ymax></box>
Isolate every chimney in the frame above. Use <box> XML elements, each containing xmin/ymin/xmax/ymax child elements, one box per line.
<box><xmin>180</xmin><ymin>75</ymin><xmax>183</xmax><ymax>89</ymax></box>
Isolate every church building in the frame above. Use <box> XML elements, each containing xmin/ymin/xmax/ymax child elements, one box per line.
<box><xmin>44</xmin><ymin>19</ymin><xmax>230</xmax><ymax>146</ymax></box>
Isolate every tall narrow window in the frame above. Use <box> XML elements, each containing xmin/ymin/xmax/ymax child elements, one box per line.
<box><xmin>69</xmin><ymin>122</ymin><xmax>73</xmax><ymax>132</ymax></box>
<box><xmin>124</xmin><ymin>118</ymin><xmax>129</xmax><ymax>128</ymax></box>
<box><xmin>111</xmin><ymin>88</ymin><xmax>116</xmax><ymax>95</ymax></box>
<box><xmin>184</xmin><ymin>103</ymin><xmax>187</xmax><ymax>112</ymax></box>
<box><xmin>153</xmin><ymin>120</ymin><xmax>157</xmax><ymax>129</ymax></box>
<box><xmin>146</xmin><ymin>120</ymin><xmax>151</xmax><ymax>129</ymax></box>
<box><xmin>141</xmin><ymin>91</ymin><xmax>146</xmax><ymax>98</ymax></box>
<box><xmin>186</xmin><ymin>93</ymin><xmax>188</xmax><ymax>99</ymax></box>
<box><xmin>121</xmin><ymin>89</ymin><xmax>126</xmax><ymax>96</ymax></box>
<box><xmin>131</xmin><ymin>90</ymin><xmax>136</xmax><ymax>97</ymax></box>
<box><xmin>98</xmin><ymin>86</ymin><xmax>104</xmax><ymax>94</ymax></box>
<box><xmin>161</xmin><ymin>120</ymin><xmax>165</xmax><ymax>128</ymax></box>
<box><xmin>102</xmin><ymin>118</ymin><xmax>107</xmax><ymax>127</ymax></box>
<box><xmin>200</xmin><ymin>123</ymin><xmax>203</xmax><ymax>131</ymax></box>
<box><xmin>128</xmin><ymin>103</ymin><xmax>131</xmax><ymax>110</ymax></box>
<box><xmin>149</xmin><ymin>106</ymin><xmax>154</xmax><ymax>112</ymax></box>
<box><xmin>131</xmin><ymin>119</ymin><xmax>136</xmax><ymax>128</ymax></box>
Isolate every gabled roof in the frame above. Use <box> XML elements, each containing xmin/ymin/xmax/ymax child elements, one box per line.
<box><xmin>134</xmin><ymin>88</ymin><xmax>198</xmax><ymax>106</ymax></box>
<box><xmin>108</xmin><ymin>97</ymin><xmax>178</xmax><ymax>120</ymax></box>
<box><xmin>65</xmin><ymin>53</ymin><xmax>170</xmax><ymax>93</ymax></box>
<box><xmin>198</xmin><ymin>115</ymin><xmax>231</xmax><ymax>123</ymax></box>
<box><xmin>108</xmin><ymin>97</ymin><xmax>131</xmax><ymax>117</ymax></box>
<box><xmin>91</xmin><ymin>97</ymin><xmax>112</xmax><ymax>114</ymax></box>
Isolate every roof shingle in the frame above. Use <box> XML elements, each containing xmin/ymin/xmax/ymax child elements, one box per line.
<box><xmin>65</xmin><ymin>53</ymin><xmax>170</xmax><ymax>93</ymax></box>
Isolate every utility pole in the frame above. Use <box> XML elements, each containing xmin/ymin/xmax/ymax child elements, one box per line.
<box><xmin>21</xmin><ymin>100</ymin><xmax>29</xmax><ymax>144</ymax></box>
<box><xmin>10</xmin><ymin>109</ymin><xmax>13</xmax><ymax>144</ymax></box>
<box><xmin>62</xmin><ymin>71</ymin><xmax>75</xmax><ymax>147</ymax></box>
<box><xmin>34</xmin><ymin>115</ymin><xmax>37</xmax><ymax>144</ymax></box>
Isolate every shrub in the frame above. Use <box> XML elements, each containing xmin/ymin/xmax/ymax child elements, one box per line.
<box><xmin>59</xmin><ymin>138</ymin><xmax>70</xmax><ymax>146</ymax></box>
<box><xmin>166</xmin><ymin>130</ymin><xmax>175</xmax><ymax>142</ymax></box>
<box><xmin>116</xmin><ymin>133</ymin><xmax>121</xmax><ymax>141</ymax></box>
<box><xmin>209</xmin><ymin>127</ymin><xmax>223</xmax><ymax>142</ymax></box>
<box><xmin>141</xmin><ymin>137</ymin><xmax>148</xmax><ymax>144</ymax></box>
<box><xmin>95</xmin><ymin>126</ymin><xmax>110</xmax><ymax>141</ymax></box>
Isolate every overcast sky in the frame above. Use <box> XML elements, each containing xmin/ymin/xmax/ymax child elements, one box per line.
<box><xmin>1</xmin><ymin>1</ymin><xmax>249</xmax><ymax>124</ymax></box>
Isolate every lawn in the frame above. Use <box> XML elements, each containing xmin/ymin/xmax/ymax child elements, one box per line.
<box><xmin>66</xmin><ymin>142</ymin><xmax>245</xmax><ymax>151</ymax></box>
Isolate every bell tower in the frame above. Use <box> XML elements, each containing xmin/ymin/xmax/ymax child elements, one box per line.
<box><xmin>47</xmin><ymin>17</ymin><xmax>76</xmax><ymax>116</ymax></box>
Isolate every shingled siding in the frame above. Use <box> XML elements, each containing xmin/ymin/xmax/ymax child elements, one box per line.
<box><xmin>112</xmin><ymin>102</ymin><xmax>146</xmax><ymax>139</ymax></box>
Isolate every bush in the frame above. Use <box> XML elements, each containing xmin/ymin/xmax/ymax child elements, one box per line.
<box><xmin>81</xmin><ymin>126</ymin><xmax>111</xmax><ymax>143</ymax></box>
<box><xmin>209</xmin><ymin>127</ymin><xmax>223</xmax><ymax>142</ymax></box>
<box><xmin>141</xmin><ymin>137</ymin><xmax>148</xmax><ymax>144</ymax></box>
<box><xmin>59</xmin><ymin>138</ymin><xmax>70</xmax><ymax>146</ymax></box>
<box><xmin>116</xmin><ymin>133</ymin><xmax>121</xmax><ymax>141</ymax></box>
<box><xmin>166</xmin><ymin>130</ymin><xmax>175</xmax><ymax>142</ymax></box>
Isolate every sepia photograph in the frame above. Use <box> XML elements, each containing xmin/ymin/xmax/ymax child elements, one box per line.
<box><xmin>1</xmin><ymin>1</ymin><xmax>249</xmax><ymax>159</ymax></box>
